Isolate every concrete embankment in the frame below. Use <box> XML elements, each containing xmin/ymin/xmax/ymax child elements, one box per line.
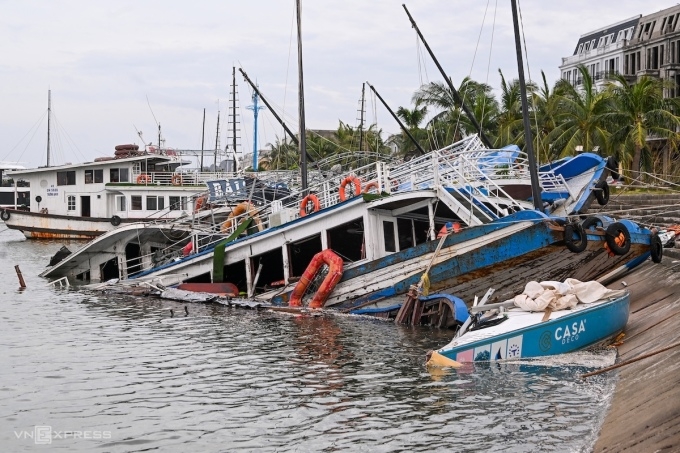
<box><xmin>594</xmin><ymin>255</ymin><xmax>680</xmax><ymax>452</ymax></box>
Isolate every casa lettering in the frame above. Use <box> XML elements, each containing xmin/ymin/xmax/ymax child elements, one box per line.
<box><xmin>554</xmin><ymin>319</ymin><xmax>586</xmax><ymax>344</ymax></box>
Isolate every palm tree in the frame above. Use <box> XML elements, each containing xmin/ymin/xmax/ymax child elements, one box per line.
<box><xmin>603</xmin><ymin>74</ymin><xmax>680</xmax><ymax>182</ymax></box>
<box><xmin>266</xmin><ymin>137</ymin><xmax>298</xmax><ymax>170</ymax></box>
<box><xmin>529</xmin><ymin>71</ymin><xmax>564</xmax><ymax>163</ymax></box>
<box><xmin>547</xmin><ymin>65</ymin><xmax>611</xmax><ymax>158</ymax></box>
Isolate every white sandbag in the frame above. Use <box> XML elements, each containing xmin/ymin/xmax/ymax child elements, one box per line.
<box><xmin>562</xmin><ymin>278</ymin><xmax>621</xmax><ymax>304</ymax></box>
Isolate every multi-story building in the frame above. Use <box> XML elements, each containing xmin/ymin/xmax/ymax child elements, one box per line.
<box><xmin>559</xmin><ymin>16</ymin><xmax>640</xmax><ymax>89</ymax></box>
<box><xmin>622</xmin><ymin>5</ymin><xmax>680</xmax><ymax>98</ymax></box>
<box><xmin>560</xmin><ymin>5</ymin><xmax>680</xmax><ymax>99</ymax></box>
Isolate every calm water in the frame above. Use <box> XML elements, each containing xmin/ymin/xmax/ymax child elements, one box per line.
<box><xmin>0</xmin><ymin>227</ymin><xmax>617</xmax><ymax>452</ymax></box>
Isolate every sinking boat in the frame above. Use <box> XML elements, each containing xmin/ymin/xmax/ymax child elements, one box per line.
<box><xmin>425</xmin><ymin>279</ymin><xmax>630</xmax><ymax>366</ymax></box>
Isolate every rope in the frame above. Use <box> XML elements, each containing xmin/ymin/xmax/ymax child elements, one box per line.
<box><xmin>581</xmin><ymin>340</ymin><xmax>680</xmax><ymax>378</ymax></box>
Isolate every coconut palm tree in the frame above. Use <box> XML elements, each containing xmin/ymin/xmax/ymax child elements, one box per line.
<box><xmin>603</xmin><ymin>74</ymin><xmax>680</xmax><ymax>182</ymax></box>
<box><xmin>547</xmin><ymin>65</ymin><xmax>611</xmax><ymax>158</ymax></box>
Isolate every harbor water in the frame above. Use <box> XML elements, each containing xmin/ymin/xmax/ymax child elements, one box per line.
<box><xmin>0</xmin><ymin>227</ymin><xmax>618</xmax><ymax>452</ymax></box>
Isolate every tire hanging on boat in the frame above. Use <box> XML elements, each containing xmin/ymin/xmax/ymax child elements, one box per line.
<box><xmin>0</xmin><ymin>209</ymin><xmax>9</xmax><ymax>221</ymax></box>
<box><xmin>564</xmin><ymin>222</ymin><xmax>587</xmax><ymax>253</ymax></box>
<box><xmin>650</xmin><ymin>232</ymin><xmax>663</xmax><ymax>263</ymax></box>
<box><xmin>606</xmin><ymin>156</ymin><xmax>620</xmax><ymax>180</ymax></box>
<box><xmin>594</xmin><ymin>180</ymin><xmax>609</xmax><ymax>205</ymax></box>
<box><xmin>289</xmin><ymin>249</ymin><xmax>344</xmax><ymax>309</ymax></box>
<box><xmin>110</xmin><ymin>215</ymin><xmax>121</xmax><ymax>226</ymax></box>
<box><xmin>604</xmin><ymin>222</ymin><xmax>631</xmax><ymax>256</ymax></box>
<box><xmin>581</xmin><ymin>216</ymin><xmax>604</xmax><ymax>232</ymax></box>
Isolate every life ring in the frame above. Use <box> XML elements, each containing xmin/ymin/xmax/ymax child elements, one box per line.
<box><xmin>289</xmin><ymin>249</ymin><xmax>344</xmax><ymax>309</ymax></box>
<box><xmin>604</xmin><ymin>222</ymin><xmax>631</xmax><ymax>256</ymax></box>
<box><xmin>194</xmin><ymin>195</ymin><xmax>207</xmax><ymax>213</ymax></box>
<box><xmin>299</xmin><ymin>194</ymin><xmax>321</xmax><ymax>217</ymax></box>
<box><xmin>650</xmin><ymin>232</ymin><xmax>663</xmax><ymax>263</ymax></box>
<box><xmin>0</xmin><ymin>210</ymin><xmax>9</xmax><ymax>221</ymax></box>
<box><xmin>594</xmin><ymin>180</ymin><xmax>609</xmax><ymax>205</ymax></box>
<box><xmin>221</xmin><ymin>202</ymin><xmax>263</xmax><ymax>233</ymax></box>
<box><xmin>362</xmin><ymin>181</ymin><xmax>380</xmax><ymax>194</ymax></box>
<box><xmin>136</xmin><ymin>174</ymin><xmax>150</xmax><ymax>184</ymax></box>
<box><xmin>182</xmin><ymin>241</ymin><xmax>193</xmax><ymax>256</ymax></box>
<box><xmin>115</xmin><ymin>144</ymin><xmax>139</xmax><ymax>151</ymax></box>
<box><xmin>564</xmin><ymin>222</ymin><xmax>587</xmax><ymax>253</ymax></box>
<box><xmin>339</xmin><ymin>175</ymin><xmax>361</xmax><ymax>201</ymax></box>
<box><xmin>110</xmin><ymin>215</ymin><xmax>121</xmax><ymax>226</ymax></box>
<box><xmin>171</xmin><ymin>174</ymin><xmax>183</xmax><ymax>186</ymax></box>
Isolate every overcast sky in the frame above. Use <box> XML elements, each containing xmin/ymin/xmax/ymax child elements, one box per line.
<box><xmin>0</xmin><ymin>0</ymin><xmax>658</xmax><ymax>169</ymax></box>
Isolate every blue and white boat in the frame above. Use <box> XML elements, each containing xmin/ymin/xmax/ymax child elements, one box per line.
<box><xmin>426</xmin><ymin>281</ymin><xmax>630</xmax><ymax>366</ymax></box>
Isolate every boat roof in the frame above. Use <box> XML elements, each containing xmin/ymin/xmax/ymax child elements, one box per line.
<box><xmin>0</xmin><ymin>162</ymin><xmax>27</xmax><ymax>171</ymax></box>
<box><xmin>7</xmin><ymin>154</ymin><xmax>175</xmax><ymax>175</ymax></box>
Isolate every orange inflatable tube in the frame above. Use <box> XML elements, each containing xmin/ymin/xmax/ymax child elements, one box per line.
<box><xmin>289</xmin><ymin>249</ymin><xmax>344</xmax><ymax>308</ymax></box>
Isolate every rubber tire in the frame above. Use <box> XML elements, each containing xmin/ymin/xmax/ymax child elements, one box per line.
<box><xmin>0</xmin><ymin>210</ymin><xmax>9</xmax><ymax>221</ymax></box>
<box><xmin>606</xmin><ymin>156</ymin><xmax>620</xmax><ymax>180</ymax></box>
<box><xmin>110</xmin><ymin>215</ymin><xmax>122</xmax><ymax>226</ymax></box>
<box><xmin>595</xmin><ymin>180</ymin><xmax>609</xmax><ymax>205</ymax></box>
<box><xmin>564</xmin><ymin>223</ymin><xmax>588</xmax><ymax>253</ymax></box>
<box><xmin>605</xmin><ymin>222</ymin><xmax>631</xmax><ymax>256</ymax></box>
<box><xmin>581</xmin><ymin>216</ymin><xmax>604</xmax><ymax>232</ymax></box>
<box><xmin>650</xmin><ymin>233</ymin><xmax>663</xmax><ymax>263</ymax></box>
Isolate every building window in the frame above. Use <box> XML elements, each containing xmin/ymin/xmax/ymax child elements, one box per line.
<box><xmin>131</xmin><ymin>195</ymin><xmax>142</xmax><ymax>211</ymax></box>
<box><xmin>67</xmin><ymin>195</ymin><xmax>76</xmax><ymax>211</ymax></box>
<box><xmin>578</xmin><ymin>43</ymin><xmax>584</xmax><ymax>54</ymax></box>
<box><xmin>94</xmin><ymin>169</ymin><xmax>103</xmax><ymax>183</ymax></box>
<box><xmin>169</xmin><ymin>196</ymin><xmax>188</xmax><ymax>210</ymax></box>
<box><xmin>56</xmin><ymin>171</ymin><xmax>76</xmax><ymax>186</ymax></box>
<box><xmin>116</xmin><ymin>195</ymin><xmax>127</xmax><ymax>212</ymax></box>
<box><xmin>84</xmin><ymin>169</ymin><xmax>103</xmax><ymax>184</ymax></box>
<box><xmin>110</xmin><ymin>168</ymin><xmax>130</xmax><ymax>183</ymax></box>
<box><xmin>146</xmin><ymin>195</ymin><xmax>165</xmax><ymax>211</ymax></box>
<box><xmin>85</xmin><ymin>170</ymin><xmax>93</xmax><ymax>184</ymax></box>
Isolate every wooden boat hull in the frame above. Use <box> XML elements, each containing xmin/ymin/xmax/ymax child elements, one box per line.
<box><xmin>434</xmin><ymin>292</ymin><xmax>630</xmax><ymax>363</ymax></box>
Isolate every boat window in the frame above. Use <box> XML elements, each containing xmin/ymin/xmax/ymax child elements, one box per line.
<box><xmin>146</xmin><ymin>195</ymin><xmax>165</xmax><ymax>211</ymax></box>
<box><xmin>56</xmin><ymin>171</ymin><xmax>76</xmax><ymax>186</ymax></box>
<box><xmin>110</xmin><ymin>168</ymin><xmax>130</xmax><ymax>183</ymax></box>
<box><xmin>327</xmin><ymin>218</ymin><xmax>365</xmax><ymax>262</ymax></box>
<box><xmin>67</xmin><ymin>195</ymin><xmax>76</xmax><ymax>211</ymax></box>
<box><xmin>116</xmin><ymin>196</ymin><xmax>127</xmax><ymax>212</ymax></box>
<box><xmin>85</xmin><ymin>170</ymin><xmax>93</xmax><ymax>184</ymax></box>
<box><xmin>169</xmin><ymin>196</ymin><xmax>188</xmax><ymax>211</ymax></box>
<box><xmin>94</xmin><ymin>169</ymin><xmax>103</xmax><ymax>183</ymax></box>
<box><xmin>131</xmin><ymin>196</ymin><xmax>142</xmax><ymax>211</ymax></box>
<box><xmin>288</xmin><ymin>234</ymin><xmax>322</xmax><ymax>278</ymax></box>
<box><xmin>383</xmin><ymin>221</ymin><xmax>396</xmax><ymax>253</ymax></box>
<box><xmin>250</xmin><ymin>249</ymin><xmax>284</xmax><ymax>295</ymax></box>
<box><xmin>397</xmin><ymin>218</ymin><xmax>429</xmax><ymax>250</ymax></box>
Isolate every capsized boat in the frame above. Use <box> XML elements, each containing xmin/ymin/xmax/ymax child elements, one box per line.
<box><xmin>426</xmin><ymin>279</ymin><xmax>630</xmax><ymax>367</ymax></box>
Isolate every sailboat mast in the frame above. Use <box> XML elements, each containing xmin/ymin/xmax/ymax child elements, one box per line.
<box><xmin>46</xmin><ymin>90</ymin><xmax>51</xmax><ymax>167</ymax></box>
<box><xmin>511</xmin><ymin>0</ymin><xmax>543</xmax><ymax>210</ymax></box>
<box><xmin>214</xmin><ymin>111</ymin><xmax>220</xmax><ymax>169</ymax></box>
<box><xmin>401</xmin><ymin>4</ymin><xmax>492</xmax><ymax>149</ymax></box>
<box><xmin>296</xmin><ymin>0</ymin><xmax>308</xmax><ymax>190</ymax></box>
<box><xmin>232</xmin><ymin>66</ymin><xmax>237</xmax><ymax>171</ymax></box>
<box><xmin>359</xmin><ymin>83</ymin><xmax>365</xmax><ymax>151</ymax></box>
<box><xmin>201</xmin><ymin>108</ymin><xmax>205</xmax><ymax>170</ymax></box>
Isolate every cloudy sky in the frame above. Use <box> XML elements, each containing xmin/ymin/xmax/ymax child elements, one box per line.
<box><xmin>0</xmin><ymin>0</ymin><xmax>656</xmax><ymax>169</ymax></box>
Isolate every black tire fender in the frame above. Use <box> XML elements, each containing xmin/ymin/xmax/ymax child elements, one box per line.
<box><xmin>581</xmin><ymin>216</ymin><xmax>604</xmax><ymax>232</ymax></box>
<box><xmin>0</xmin><ymin>209</ymin><xmax>9</xmax><ymax>221</ymax></box>
<box><xmin>110</xmin><ymin>215</ymin><xmax>121</xmax><ymax>226</ymax></box>
<box><xmin>650</xmin><ymin>233</ymin><xmax>663</xmax><ymax>263</ymax></box>
<box><xmin>605</xmin><ymin>222</ymin><xmax>631</xmax><ymax>256</ymax></box>
<box><xmin>606</xmin><ymin>156</ymin><xmax>620</xmax><ymax>180</ymax></box>
<box><xmin>595</xmin><ymin>180</ymin><xmax>610</xmax><ymax>206</ymax></box>
<box><xmin>564</xmin><ymin>222</ymin><xmax>588</xmax><ymax>253</ymax></box>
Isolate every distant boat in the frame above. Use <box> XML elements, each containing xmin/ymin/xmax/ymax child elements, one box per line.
<box><xmin>426</xmin><ymin>280</ymin><xmax>630</xmax><ymax>366</ymax></box>
<box><xmin>0</xmin><ymin>162</ymin><xmax>29</xmax><ymax>211</ymax></box>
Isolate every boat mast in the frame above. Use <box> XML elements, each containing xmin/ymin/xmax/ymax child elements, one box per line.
<box><xmin>401</xmin><ymin>4</ymin><xmax>493</xmax><ymax>149</ymax></box>
<box><xmin>247</xmin><ymin>88</ymin><xmax>264</xmax><ymax>171</ymax></box>
<box><xmin>296</xmin><ymin>0</ymin><xmax>308</xmax><ymax>190</ymax></box>
<box><xmin>367</xmin><ymin>82</ymin><xmax>426</xmax><ymax>155</ymax></box>
<box><xmin>359</xmin><ymin>83</ymin><xmax>365</xmax><ymax>151</ymax></box>
<box><xmin>214</xmin><ymin>111</ymin><xmax>220</xmax><ymax>169</ymax></box>
<box><xmin>46</xmin><ymin>89</ymin><xmax>51</xmax><ymax>167</ymax></box>
<box><xmin>511</xmin><ymin>0</ymin><xmax>543</xmax><ymax>210</ymax></box>
<box><xmin>232</xmin><ymin>66</ymin><xmax>238</xmax><ymax>172</ymax></box>
<box><xmin>200</xmin><ymin>108</ymin><xmax>206</xmax><ymax>170</ymax></box>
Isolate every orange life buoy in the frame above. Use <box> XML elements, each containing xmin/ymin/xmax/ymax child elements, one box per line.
<box><xmin>362</xmin><ymin>181</ymin><xmax>380</xmax><ymax>194</ymax></box>
<box><xmin>436</xmin><ymin>222</ymin><xmax>462</xmax><ymax>238</ymax></box>
<box><xmin>182</xmin><ymin>241</ymin><xmax>193</xmax><ymax>256</ymax></box>
<box><xmin>136</xmin><ymin>174</ymin><xmax>150</xmax><ymax>184</ymax></box>
<box><xmin>289</xmin><ymin>249</ymin><xmax>344</xmax><ymax>308</ymax></box>
<box><xmin>194</xmin><ymin>195</ymin><xmax>207</xmax><ymax>213</ymax></box>
<box><xmin>299</xmin><ymin>194</ymin><xmax>321</xmax><ymax>217</ymax></box>
<box><xmin>221</xmin><ymin>202</ymin><xmax>263</xmax><ymax>233</ymax></box>
<box><xmin>171</xmin><ymin>174</ymin><xmax>183</xmax><ymax>186</ymax></box>
<box><xmin>339</xmin><ymin>175</ymin><xmax>362</xmax><ymax>201</ymax></box>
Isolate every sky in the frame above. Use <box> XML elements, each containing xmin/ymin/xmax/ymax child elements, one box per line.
<box><xmin>0</xmin><ymin>0</ymin><xmax>660</xmax><ymax>169</ymax></box>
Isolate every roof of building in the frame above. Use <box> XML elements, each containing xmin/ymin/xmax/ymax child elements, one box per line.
<box><xmin>572</xmin><ymin>16</ymin><xmax>640</xmax><ymax>55</ymax></box>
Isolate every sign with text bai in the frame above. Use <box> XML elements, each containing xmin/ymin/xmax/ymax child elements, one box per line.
<box><xmin>205</xmin><ymin>179</ymin><xmax>247</xmax><ymax>203</ymax></box>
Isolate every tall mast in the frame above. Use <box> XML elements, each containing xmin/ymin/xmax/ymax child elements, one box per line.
<box><xmin>511</xmin><ymin>0</ymin><xmax>542</xmax><ymax>210</ymax></box>
<box><xmin>367</xmin><ymin>82</ymin><xmax>426</xmax><ymax>156</ymax></box>
<box><xmin>401</xmin><ymin>4</ymin><xmax>492</xmax><ymax>148</ymax></box>
<box><xmin>359</xmin><ymin>83</ymin><xmax>365</xmax><ymax>151</ymax></box>
<box><xmin>214</xmin><ymin>111</ymin><xmax>220</xmax><ymax>169</ymax></box>
<box><xmin>232</xmin><ymin>66</ymin><xmax>238</xmax><ymax>172</ymax></box>
<box><xmin>200</xmin><ymin>108</ymin><xmax>206</xmax><ymax>170</ymax></box>
<box><xmin>247</xmin><ymin>88</ymin><xmax>264</xmax><ymax>171</ymax></box>
<box><xmin>296</xmin><ymin>0</ymin><xmax>308</xmax><ymax>190</ymax></box>
<box><xmin>46</xmin><ymin>90</ymin><xmax>51</xmax><ymax>167</ymax></box>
